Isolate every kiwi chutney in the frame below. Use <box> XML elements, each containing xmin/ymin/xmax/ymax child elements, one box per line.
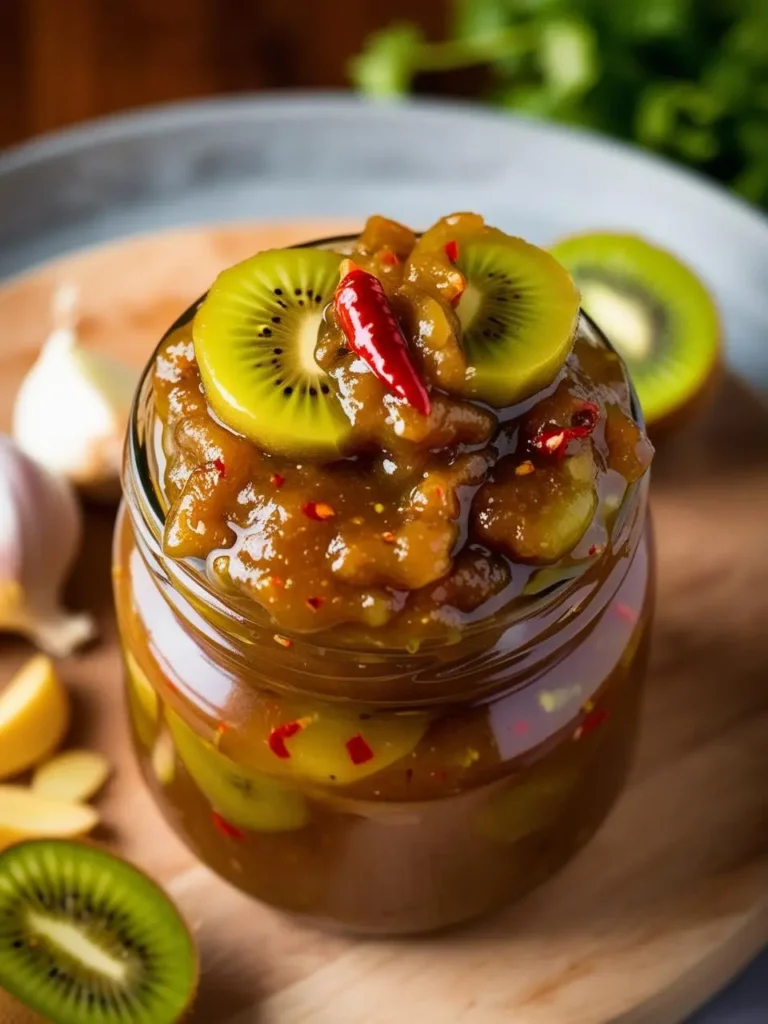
<box><xmin>115</xmin><ymin>213</ymin><xmax>655</xmax><ymax>934</ymax></box>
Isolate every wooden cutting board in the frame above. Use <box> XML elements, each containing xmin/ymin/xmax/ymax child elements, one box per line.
<box><xmin>0</xmin><ymin>224</ymin><xmax>767</xmax><ymax>1024</ymax></box>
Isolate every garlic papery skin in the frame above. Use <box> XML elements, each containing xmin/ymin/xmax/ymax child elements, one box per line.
<box><xmin>11</xmin><ymin>284</ymin><xmax>139</xmax><ymax>502</ymax></box>
<box><xmin>0</xmin><ymin>435</ymin><xmax>96</xmax><ymax>656</ymax></box>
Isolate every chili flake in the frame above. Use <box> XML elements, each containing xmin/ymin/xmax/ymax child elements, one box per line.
<box><xmin>211</xmin><ymin>812</ymin><xmax>245</xmax><ymax>841</ymax></box>
<box><xmin>270</xmin><ymin>472</ymin><xmax>285</xmax><ymax>488</ymax></box>
<box><xmin>271</xmin><ymin>575</ymin><xmax>285</xmax><ymax>589</ymax></box>
<box><xmin>380</xmin><ymin>249</ymin><xmax>401</xmax><ymax>266</ymax></box>
<box><xmin>615</xmin><ymin>602</ymin><xmax>639</xmax><ymax>623</ymax></box>
<box><xmin>306</xmin><ymin>595</ymin><xmax>325</xmax><ymax>611</ymax></box>
<box><xmin>268</xmin><ymin>719</ymin><xmax>305</xmax><ymax>759</ymax></box>
<box><xmin>302</xmin><ymin>501</ymin><xmax>335</xmax><ymax>521</ymax></box>
<box><xmin>434</xmin><ymin>486</ymin><xmax>445</xmax><ymax>500</ymax></box>
<box><xmin>346</xmin><ymin>733</ymin><xmax>374</xmax><ymax>765</ymax></box>
<box><xmin>531</xmin><ymin>401</ymin><xmax>600</xmax><ymax>460</ymax></box>
<box><xmin>213</xmin><ymin>457</ymin><xmax>227</xmax><ymax>479</ymax></box>
<box><xmin>381</xmin><ymin>531</ymin><xmax>396</xmax><ymax>544</ymax></box>
<box><xmin>515</xmin><ymin>460</ymin><xmax>535</xmax><ymax>476</ymax></box>
<box><xmin>588</xmin><ymin>544</ymin><xmax>605</xmax><ymax>557</ymax></box>
<box><xmin>444</xmin><ymin>239</ymin><xmax>460</xmax><ymax>263</ymax></box>
<box><xmin>573</xmin><ymin>708</ymin><xmax>610</xmax><ymax>741</ymax></box>
<box><xmin>273</xmin><ymin>634</ymin><xmax>293</xmax><ymax>648</ymax></box>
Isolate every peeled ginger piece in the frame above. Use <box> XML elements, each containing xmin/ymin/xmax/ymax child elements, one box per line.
<box><xmin>0</xmin><ymin>785</ymin><xmax>98</xmax><ymax>850</ymax></box>
<box><xmin>0</xmin><ymin>655</ymin><xmax>69</xmax><ymax>780</ymax></box>
<box><xmin>32</xmin><ymin>749</ymin><xmax>111</xmax><ymax>803</ymax></box>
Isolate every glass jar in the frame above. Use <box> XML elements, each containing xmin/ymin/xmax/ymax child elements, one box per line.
<box><xmin>114</xmin><ymin>251</ymin><xmax>654</xmax><ymax>937</ymax></box>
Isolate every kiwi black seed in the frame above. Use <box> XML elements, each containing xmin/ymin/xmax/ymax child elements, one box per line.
<box><xmin>194</xmin><ymin>247</ymin><xmax>352</xmax><ymax>457</ymax></box>
<box><xmin>452</xmin><ymin>235</ymin><xmax>580</xmax><ymax>407</ymax></box>
<box><xmin>0</xmin><ymin>840</ymin><xmax>197</xmax><ymax>1024</ymax></box>
<box><xmin>550</xmin><ymin>232</ymin><xmax>720</xmax><ymax>429</ymax></box>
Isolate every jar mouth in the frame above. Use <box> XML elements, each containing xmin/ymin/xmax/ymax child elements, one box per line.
<box><xmin>125</xmin><ymin>233</ymin><xmax>648</xmax><ymax>661</ymax></box>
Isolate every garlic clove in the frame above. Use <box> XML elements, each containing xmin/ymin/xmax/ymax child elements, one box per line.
<box><xmin>0</xmin><ymin>654</ymin><xmax>70</xmax><ymax>781</ymax></box>
<box><xmin>32</xmin><ymin>749</ymin><xmax>111</xmax><ymax>804</ymax></box>
<box><xmin>11</xmin><ymin>283</ymin><xmax>139</xmax><ymax>501</ymax></box>
<box><xmin>0</xmin><ymin>785</ymin><xmax>99</xmax><ymax>850</ymax></box>
<box><xmin>0</xmin><ymin>435</ymin><xmax>96</xmax><ymax>656</ymax></box>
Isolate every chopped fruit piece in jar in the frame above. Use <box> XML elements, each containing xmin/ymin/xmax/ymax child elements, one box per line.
<box><xmin>604</xmin><ymin>405</ymin><xmax>655</xmax><ymax>482</ymax></box>
<box><xmin>167</xmin><ymin>709</ymin><xmax>308</xmax><ymax>832</ymax></box>
<box><xmin>390</xmin><ymin>284</ymin><xmax>468</xmax><ymax>392</ymax></box>
<box><xmin>473</xmin><ymin>449</ymin><xmax>599</xmax><ymax>564</ymax></box>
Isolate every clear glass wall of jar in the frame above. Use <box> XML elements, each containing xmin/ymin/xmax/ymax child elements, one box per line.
<box><xmin>114</xmin><ymin>295</ymin><xmax>654</xmax><ymax>937</ymax></box>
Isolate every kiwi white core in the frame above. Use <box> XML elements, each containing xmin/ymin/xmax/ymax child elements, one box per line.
<box><xmin>296</xmin><ymin>312</ymin><xmax>326</xmax><ymax>376</ymax></box>
<box><xmin>26</xmin><ymin>909</ymin><xmax>128</xmax><ymax>983</ymax></box>
<box><xmin>580</xmin><ymin>281</ymin><xmax>653</xmax><ymax>361</ymax></box>
<box><xmin>456</xmin><ymin>281</ymin><xmax>483</xmax><ymax>335</ymax></box>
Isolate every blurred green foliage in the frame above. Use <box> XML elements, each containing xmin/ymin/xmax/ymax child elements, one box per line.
<box><xmin>351</xmin><ymin>0</ymin><xmax>768</xmax><ymax>207</ymax></box>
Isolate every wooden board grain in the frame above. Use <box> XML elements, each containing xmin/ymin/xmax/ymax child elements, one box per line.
<box><xmin>0</xmin><ymin>224</ymin><xmax>767</xmax><ymax>1024</ymax></box>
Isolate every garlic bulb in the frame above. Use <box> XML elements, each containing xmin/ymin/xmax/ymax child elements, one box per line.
<box><xmin>0</xmin><ymin>435</ymin><xmax>96</xmax><ymax>656</ymax></box>
<box><xmin>12</xmin><ymin>284</ymin><xmax>139</xmax><ymax>501</ymax></box>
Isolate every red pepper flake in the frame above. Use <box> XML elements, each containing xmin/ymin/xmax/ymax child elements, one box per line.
<box><xmin>380</xmin><ymin>249</ymin><xmax>401</xmax><ymax>266</ymax></box>
<box><xmin>271</xmin><ymin>575</ymin><xmax>285</xmax><ymax>588</ymax></box>
<box><xmin>381</xmin><ymin>531</ymin><xmax>396</xmax><ymax>544</ymax></box>
<box><xmin>213</xmin><ymin>721</ymin><xmax>228</xmax><ymax>750</ymax></box>
<box><xmin>444</xmin><ymin>239</ymin><xmax>460</xmax><ymax>263</ymax></box>
<box><xmin>434</xmin><ymin>486</ymin><xmax>445</xmax><ymax>500</ymax></box>
<box><xmin>346</xmin><ymin>733</ymin><xmax>374</xmax><ymax>766</ymax></box>
<box><xmin>306</xmin><ymin>595</ymin><xmax>325</xmax><ymax>611</ymax></box>
<box><xmin>270</xmin><ymin>472</ymin><xmax>285</xmax><ymax>489</ymax></box>
<box><xmin>430</xmin><ymin>769</ymin><xmax>448</xmax><ymax>782</ymax></box>
<box><xmin>511</xmin><ymin>719</ymin><xmax>530</xmax><ymax>736</ymax></box>
<box><xmin>211</xmin><ymin>812</ymin><xmax>245</xmax><ymax>841</ymax></box>
<box><xmin>615</xmin><ymin>602</ymin><xmax>638</xmax><ymax>624</ymax></box>
<box><xmin>531</xmin><ymin>401</ymin><xmax>600</xmax><ymax>460</ymax></box>
<box><xmin>268</xmin><ymin>719</ymin><xmax>305</xmax><ymax>759</ymax></box>
<box><xmin>273</xmin><ymin>634</ymin><xmax>293</xmax><ymax>648</ymax></box>
<box><xmin>302</xmin><ymin>501</ymin><xmax>335</xmax><ymax>521</ymax></box>
<box><xmin>588</xmin><ymin>544</ymin><xmax>604</xmax><ymax>557</ymax></box>
<box><xmin>573</xmin><ymin>708</ymin><xmax>610</xmax><ymax>741</ymax></box>
<box><xmin>213</xmin><ymin>457</ymin><xmax>227</xmax><ymax>479</ymax></box>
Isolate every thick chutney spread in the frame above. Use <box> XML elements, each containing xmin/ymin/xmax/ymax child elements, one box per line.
<box><xmin>115</xmin><ymin>213</ymin><xmax>655</xmax><ymax>933</ymax></box>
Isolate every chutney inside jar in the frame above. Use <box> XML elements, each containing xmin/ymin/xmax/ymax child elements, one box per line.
<box><xmin>115</xmin><ymin>213</ymin><xmax>655</xmax><ymax>934</ymax></box>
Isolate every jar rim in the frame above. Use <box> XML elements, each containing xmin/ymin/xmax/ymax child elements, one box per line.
<box><xmin>124</xmin><ymin>232</ymin><xmax>648</xmax><ymax>665</ymax></box>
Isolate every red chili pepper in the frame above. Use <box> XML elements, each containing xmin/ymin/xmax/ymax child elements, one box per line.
<box><xmin>306</xmin><ymin>596</ymin><xmax>324</xmax><ymax>610</ymax></box>
<box><xmin>268</xmin><ymin>720</ymin><xmax>304</xmax><ymax>759</ymax></box>
<box><xmin>211</xmin><ymin>812</ymin><xmax>245</xmax><ymax>841</ymax></box>
<box><xmin>334</xmin><ymin>264</ymin><xmax>431</xmax><ymax>416</ymax></box>
<box><xmin>270</xmin><ymin>472</ymin><xmax>285</xmax><ymax>489</ymax></box>
<box><xmin>346</xmin><ymin>733</ymin><xmax>374</xmax><ymax>765</ymax></box>
<box><xmin>531</xmin><ymin>401</ymin><xmax>600</xmax><ymax>460</ymax></box>
<box><xmin>213</xmin><ymin>458</ymin><xmax>227</xmax><ymax>479</ymax></box>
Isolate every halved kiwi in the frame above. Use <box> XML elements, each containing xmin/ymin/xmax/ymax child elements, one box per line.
<box><xmin>0</xmin><ymin>839</ymin><xmax>197</xmax><ymax>1024</ymax></box>
<box><xmin>167</xmin><ymin>709</ymin><xmax>308</xmax><ymax>832</ymax></box>
<box><xmin>405</xmin><ymin>218</ymin><xmax>580</xmax><ymax>408</ymax></box>
<box><xmin>550</xmin><ymin>232</ymin><xmax>720</xmax><ymax>428</ymax></box>
<box><xmin>193</xmin><ymin>247</ymin><xmax>352</xmax><ymax>457</ymax></box>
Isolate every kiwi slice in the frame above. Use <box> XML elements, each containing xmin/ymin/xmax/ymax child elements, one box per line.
<box><xmin>550</xmin><ymin>232</ymin><xmax>720</xmax><ymax>427</ymax></box>
<box><xmin>0</xmin><ymin>839</ymin><xmax>197</xmax><ymax>1024</ymax></box>
<box><xmin>194</xmin><ymin>247</ymin><xmax>352</xmax><ymax>457</ymax></box>
<box><xmin>167</xmin><ymin>709</ymin><xmax>308</xmax><ymax>832</ymax></box>
<box><xmin>451</xmin><ymin>236</ymin><xmax>580</xmax><ymax>407</ymax></box>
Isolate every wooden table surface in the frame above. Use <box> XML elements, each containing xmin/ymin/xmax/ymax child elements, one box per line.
<box><xmin>0</xmin><ymin>224</ymin><xmax>767</xmax><ymax>1024</ymax></box>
